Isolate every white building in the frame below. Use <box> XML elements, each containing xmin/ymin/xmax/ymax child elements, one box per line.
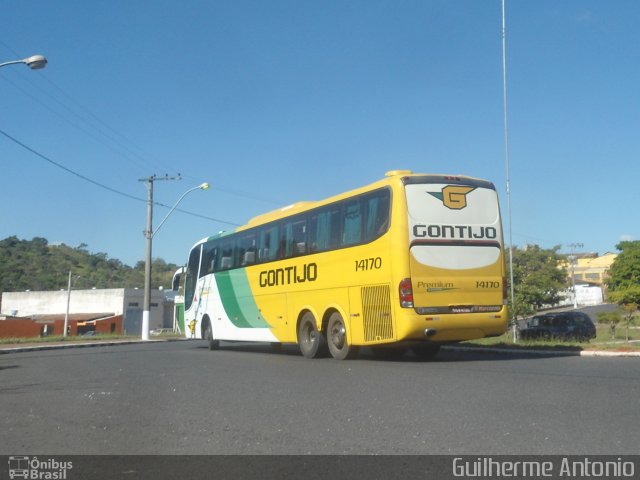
<box><xmin>558</xmin><ymin>284</ymin><xmax>604</xmax><ymax>308</ymax></box>
<box><xmin>0</xmin><ymin>288</ymin><xmax>173</xmax><ymax>335</ymax></box>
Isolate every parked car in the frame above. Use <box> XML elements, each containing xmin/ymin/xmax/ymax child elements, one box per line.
<box><xmin>519</xmin><ymin>311</ymin><xmax>597</xmax><ymax>341</ymax></box>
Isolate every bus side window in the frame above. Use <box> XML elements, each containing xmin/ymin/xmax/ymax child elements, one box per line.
<box><xmin>237</xmin><ymin>232</ymin><xmax>257</xmax><ymax>266</ymax></box>
<box><xmin>282</xmin><ymin>217</ymin><xmax>306</xmax><ymax>258</ymax></box>
<box><xmin>342</xmin><ymin>199</ymin><xmax>362</xmax><ymax>246</ymax></box>
<box><xmin>309</xmin><ymin>207</ymin><xmax>340</xmax><ymax>253</ymax></box>
<box><xmin>201</xmin><ymin>241</ymin><xmax>218</xmax><ymax>276</ymax></box>
<box><xmin>258</xmin><ymin>224</ymin><xmax>279</xmax><ymax>263</ymax></box>
<box><xmin>217</xmin><ymin>240</ymin><xmax>234</xmax><ymax>270</ymax></box>
<box><xmin>364</xmin><ymin>189</ymin><xmax>390</xmax><ymax>242</ymax></box>
<box><xmin>308</xmin><ymin>214</ymin><xmax>319</xmax><ymax>252</ymax></box>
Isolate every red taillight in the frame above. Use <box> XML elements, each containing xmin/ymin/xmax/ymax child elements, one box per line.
<box><xmin>399</xmin><ymin>278</ymin><xmax>414</xmax><ymax>308</ymax></box>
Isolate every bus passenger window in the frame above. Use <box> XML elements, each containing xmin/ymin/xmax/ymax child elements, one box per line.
<box><xmin>217</xmin><ymin>241</ymin><xmax>234</xmax><ymax>270</ymax></box>
<box><xmin>282</xmin><ymin>218</ymin><xmax>306</xmax><ymax>257</ymax></box>
<box><xmin>342</xmin><ymin>200</ymin><xmax>362</xmax><ymax>246</ymax></box>
<box><xmin>237</xmin><ymin>232</ymin><xmax>257</xmax><ymax>266</ymax></box>
<box><xmin>201</xmin><ymin>241</ymin><xmax>218</xmax><ymax>275</ymax></box>
<box><xmin>309</xmin><ymin>207</ymin><xmax>340</xmax><ymax>253</ymax></box>
<box><xmin>364</xmin><ymin>190</ymin><xmax>390</xmax><ymax>242</ymax></box>
<box><xmin>258</xmin><ymin>225</ymin><xmax>279</xmax><ymax>262</ymax></box>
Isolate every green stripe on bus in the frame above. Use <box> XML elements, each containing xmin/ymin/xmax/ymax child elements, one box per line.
<box><xmin>215</xmin><ymin>270</ymin><xmax>271</xmax><ymax>328</ymax></box>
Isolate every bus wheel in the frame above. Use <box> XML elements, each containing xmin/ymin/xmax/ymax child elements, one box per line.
<box><xmin>204</xmin><ymin>318</ymin><xmax>219</xmax><ymax>351</ymax></box>
<box><xmin>298</xmin><ymin>312</ymin><xmax>327</xmax><ymax>358</ymax></box>
<box><xmin>411</xmin><ymin>344</ymin><xmax>440</xmax><ymax>360</ymax></box>
<box><xmin>327</xmin><ymin>312</ymin><xmax>358</xmax><ymax>360</ymax></box>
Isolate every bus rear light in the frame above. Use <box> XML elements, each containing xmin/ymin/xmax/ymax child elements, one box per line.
<box><xmin>399</xmin><ymin>278</ymin><xmax>414</xmax><ymax>308</ymax></box>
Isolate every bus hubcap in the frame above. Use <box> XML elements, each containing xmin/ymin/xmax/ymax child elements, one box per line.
<box><xmin>331</xmin><ymin>324</ymin><xmax>346</xmax><ymax>349</ymax></box>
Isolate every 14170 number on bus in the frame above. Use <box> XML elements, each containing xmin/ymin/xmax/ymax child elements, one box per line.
<box><xmin>355</xmin><ymin>257</ymin><xmax>382</xmax><ymax>272</ymax></box>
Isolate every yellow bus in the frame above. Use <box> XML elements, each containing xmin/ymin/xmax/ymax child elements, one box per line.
<box><xmin>182</xmin><ymin>170</ymin><xmax>508</xmax><ymax>359</ymax></box>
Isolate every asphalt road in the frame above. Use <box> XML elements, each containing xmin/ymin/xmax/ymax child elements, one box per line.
<box><xmin>1</xmin><ymin>340</ymin><xmax>639</xmax><ymax>455</ymax></box>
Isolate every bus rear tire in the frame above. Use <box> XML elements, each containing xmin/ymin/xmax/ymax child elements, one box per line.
<box><xmin>204</xmin><ymin>319</ymin><xmax>219</xmax><ymax>351</ymax></box>
<box><xmin>298</xmin><ymin>312</ymin><xmax>327</xmax><ymax>359</ymax></box>
<box><xmin>327</xmin><ymin>312</ymin><xmax>358</xmax><ymax>360</ymax></box>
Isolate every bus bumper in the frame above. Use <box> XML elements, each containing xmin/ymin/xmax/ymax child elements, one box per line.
<box><xmin>396</xmin><ymin>307</ymin><xmax>509</xmax><ymax>343</ymax></box>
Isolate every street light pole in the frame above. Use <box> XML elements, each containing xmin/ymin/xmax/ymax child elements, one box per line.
<box><xmin>0</xmin><ymin>54</ymin><xmax>48</xmax><ymax>70</ymax></box>
<box><xmin>568</xmin><ymin>242</ymin><xmax>584</xmax><ymax>309</ymax></box>
<box><xmin>501</xmin><ymin>0</ymin><xmax>517</xmax><ymax>341</ymax></box>
<box><xmin>139</xmin><ymin>176</ymin><xmax>209</xmax><ymax>341</ymax></box>
<box><xmin>154</xmin><ymin>183</ymin><xmax>210</xmax><ymax>236</ymax></box>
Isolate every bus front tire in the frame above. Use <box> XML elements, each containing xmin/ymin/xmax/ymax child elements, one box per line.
<box><xmin>298</xmin><ymin>312</ymin><xmax>327</xmax><ymax>359</ymax></box>
<box><xmin>204</xmin><ymin>319</ymin><xmax>219</xmax><ymax>351</ymax></box>
<box><xmin>327</xmin><ymin>312</ymin><xmax>358</xmax><ymax>360</ymax></box>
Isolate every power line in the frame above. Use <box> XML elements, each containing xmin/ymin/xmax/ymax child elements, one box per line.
<box><xmin>0</xmin><ymin>128</ymin><xmax>240</xmax><ymax>226</ymax></box>
<box><xmin>0</xmin><ymin>39</ymin><xmax>285</xmax><ymax>208</ymax></box>
<box><xmin>1</xmin><ymin>41</ymin><xmax>284</xmax><ymax>208</ymax></box>
<box><xmin>0</xmin><ymin>64</ymin><xmax>166</xmax><ymax>176</ymax></box>
<box><xmin>0</xmin><ymin>40</ymin><xmax>180</xmax><ymax>176</ymax></box>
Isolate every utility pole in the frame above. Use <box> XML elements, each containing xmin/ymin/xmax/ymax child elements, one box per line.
<box><xmin>139</xmin><ymin>174</ymin><xmax>181</xmax><ymax>340</ymax></box>
<box><xmin>568</xmin><ymin>242</ymin><xmax>584</xmax><ymax>309</ymax></box>
<box><xmin>63</xmin><ymin>271</ymin><xmax>72</xmax><ymax>338</ymax></box>
<box><xmin>63</xmin><ymin>271</ymin><xmax>80</xmax><ymax>337</ymax></box>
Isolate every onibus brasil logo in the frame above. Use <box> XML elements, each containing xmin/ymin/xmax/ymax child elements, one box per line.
<box><xmin>428</xmin><ymin>185</ymin><xmax>475</xmax><ymax>210</ymax></box>
<box><xmin>8</xmin><ymin>456</ymin><xmax>73</xmax><ymax>479</ymax></box>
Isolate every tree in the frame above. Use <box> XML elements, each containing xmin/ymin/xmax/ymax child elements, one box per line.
<box><xmin>509</xmin><ymin>244</ymin><xmax>569</xmax><ymax>319</ymax></box>
<box><xmin>606</xmin><ymin>240</ymin><xmax>640</xmax><ymax>305</ymax></box>
<box><xmin>0</xmin><ymin>236</ymin><xmax>179</xmax><ymax>292</ymax></box>
<box><xmin>597</xmin><ymin>305</ymin><xmax>637</xmax><ymax>342</ymax></box>
<box><xmin>597</xmin><ymin>310</ymin><xmax>621</xmax><ymax>340</ymax></box>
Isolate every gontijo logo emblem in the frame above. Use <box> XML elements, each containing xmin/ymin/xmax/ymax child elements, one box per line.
<box><xmin>428</xmin><ymin>185</ymin><xmax>475</xmax><ymax>210</ymax></box>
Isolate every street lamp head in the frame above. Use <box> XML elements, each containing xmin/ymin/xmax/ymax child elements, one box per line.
<box><xmin>199</xmin><ymin>182</ymin><xmax>210</xmax><ymax>190</ymax></box>
<box><xmin>24</xmin><ymin>54</ymin><xmax>47</xmax><ymax>70</ymax></box>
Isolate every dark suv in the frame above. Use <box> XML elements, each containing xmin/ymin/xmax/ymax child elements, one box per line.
<box><xmin>519</xmin><ymin>311</ymin><xmax>597</xmax><ymax>341</ymax></box>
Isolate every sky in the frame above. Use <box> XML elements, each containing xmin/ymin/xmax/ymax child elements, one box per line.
<box><xmin>1</xmin><ymin>0</ymin><xmax>638</xmax><ymax>274</ymax></box>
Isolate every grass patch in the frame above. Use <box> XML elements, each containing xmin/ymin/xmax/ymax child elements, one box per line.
<box><xmin>461</xmin><ymin>325</ymin><xmax>640</xmax><ymax>351</ymax></box>
<box><xmin>150</xmin><ymin>331</ymin><xmax>184</xmax><ymax>339</ymax></box>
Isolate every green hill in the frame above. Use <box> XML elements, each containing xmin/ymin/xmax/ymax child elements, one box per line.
<box><xmin>0</xmin><ymin>236</ymin><xmax>180</xmax><ymax>292</ymax></box>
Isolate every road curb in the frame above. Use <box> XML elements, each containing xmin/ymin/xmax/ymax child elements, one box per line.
<box><xmin>1</xmin><ymin>339</ymin><xmax>638</xmax><ymax>357</ymax></box>
<box><xmin>444</xmin><ymin>345</ymin><xmax>640</xmax><ymax>357</ymax></box>
<box><xmin>0</xmin><ymin>338</ymin><xmax>182</xmax><ymax>354</ymax></box>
